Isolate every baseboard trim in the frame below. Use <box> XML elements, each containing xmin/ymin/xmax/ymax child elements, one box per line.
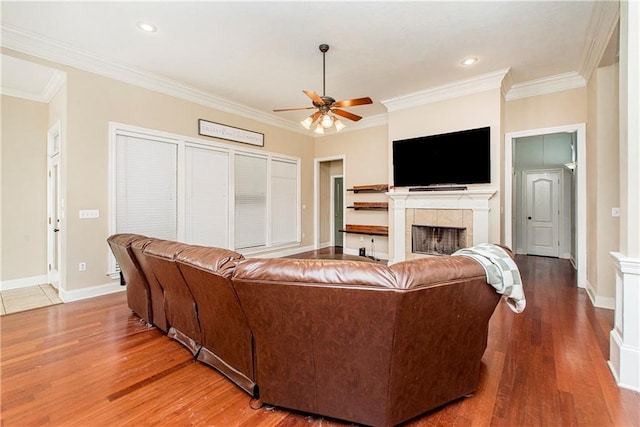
<box><xmin>0</xmin><ymin>274</ymin><xmax>48</xmax><ymax>291</ymax></box>
<box><xmin>585</xmin><ymin>280</ymin><xmax>615</xmax><ymax>309</ymax></box>
<box><xmin>59</xmin><ymin>281</ymin><xmax>125</xmax><ymax>303</ymax></box>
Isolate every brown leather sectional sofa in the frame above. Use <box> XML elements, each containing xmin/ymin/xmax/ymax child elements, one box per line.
<box><xmin>108</xmin><ymin>234</ymin><xmax>502</xmax><ymax>426</ymax></box>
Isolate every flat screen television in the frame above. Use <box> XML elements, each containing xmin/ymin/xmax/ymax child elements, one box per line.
<box><xmin>392</xmin><ymin>126</ymin><xmax>490</xmax><ymax>187</ymax></box>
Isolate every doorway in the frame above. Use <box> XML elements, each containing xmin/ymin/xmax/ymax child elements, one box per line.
<box><xmin>313</xmin><ymin>155</ymin><xmax>346</xmax><ymax>249</ymax></box>
<box><xmin>47</xmin><ymin>122</ymin><xmax>62</xmax><ymax>290</ymax></box>
<box><xmin>332</xmin><ymin>176</ymin><xmax>344</xmax><ymax>247</ymax></box>
<box><xmin>505</xmin><ymin>124</ymin><xmax>586</xmax><ymax>288</ymax></box>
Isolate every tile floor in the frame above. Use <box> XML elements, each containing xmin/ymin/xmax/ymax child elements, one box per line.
<box><xmin>0</xmin><ymin>284</ymin><xmax>62</xmax><ymax>315</ymax></box>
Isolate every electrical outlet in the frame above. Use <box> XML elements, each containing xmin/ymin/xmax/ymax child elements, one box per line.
<box><xmin>79</xmin><ymin>262</ymin><xmax>87</xmax><ymax>271</ymax></box>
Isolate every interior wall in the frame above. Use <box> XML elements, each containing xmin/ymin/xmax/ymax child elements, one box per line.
<box><xmin>0</xmin><ymin>95</ymin><xmax>48</xmax><ymax>281</ymax></box>
<box><xmin>586</xmin><ymin>63</ymin><xmax>620</xmax><ymax>303</ymax></box>
<box><xmin>387</xmin><ymin>89</ymin><xmax>503</xmax><ymax>255</ymax></box>
<box><xmin>315</xmin><ymin>125</ymin><xmax>388</xmax><ymax>257</ymax></box>
<box><xmin>504</xmin><ymin>88</ymin><xmax>587</xmax><ymax>132</ymax></box>
<box><xmin>2</xmin><ymin>49</ymin><xmax>315</xmax><ymax>293</ymax></box>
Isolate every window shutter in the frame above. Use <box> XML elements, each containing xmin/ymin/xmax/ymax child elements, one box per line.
<box><xmin>271</xmin><ymin>159</ymin><xmax>298</xmax><ymax>244</ymax></box>
<box><xmin>185</xmin><ymin>146</ymin><xmax>229</xmax><ymax>247</ymax></box>
<box><xmin>116</xmin><ymin>134</ymin><xmax>177</xmax><ymax>240</ymax></box>
<box><xmin>234</xmin><ymin>154</ymin><xmax>267</xmax><ymax>249</ymax></box>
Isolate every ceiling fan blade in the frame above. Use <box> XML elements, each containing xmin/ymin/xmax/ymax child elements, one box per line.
<box><xmin>332</xmin><ymin>109</ymin><xmax>362</xmax><ymax>122</ymax></box>
<box><xmin>309</xmin><ymin>111</ymin><xmax>322</xmax><ymax>124</ymax></box>
<box><xmin>273</xmin><ymin>106</ymin><xmax>316</xmax><ymax>112</ymax></box>
<box><xmin>332</xmin><ymin>97</ymin><xmax>373</xmax><ymax>108</ymax></box>
<box><xmin>303</xmin><ymin>90</ymin><xmax>325</xmax><ymax>105</ymax></box>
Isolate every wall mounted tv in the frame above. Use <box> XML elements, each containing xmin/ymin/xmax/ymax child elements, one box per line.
<box><xmin>392</xmin><ymin>126</ymin><xmax>491</xmax><ymax>187</ymax></box>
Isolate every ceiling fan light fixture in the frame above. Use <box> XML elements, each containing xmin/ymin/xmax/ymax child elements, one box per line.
<box><xmin>320</xmin><ymin>114</ymin><xmax>334</xmax><ymax>129</ymax></box>
<box><xmin>300</xmin><ymin>115</ymin><xmax>314</xmax><ymax>129</ymax></box>
<box><xmin>314</xmin><ymin>123</ymin><xmax>325</xmax><ymax>134</ymax></box>
<box><xmin>334</xmin><ymin>118</ymin><xmax>345</xmax><ymax>132</ymax></box>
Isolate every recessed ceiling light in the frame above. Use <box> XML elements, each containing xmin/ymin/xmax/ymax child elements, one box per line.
<box><xmin>461</xmin><ymin>57</ymin><xmax>478</xmax><ymax>66</ymax></box>
<box><xmin>137</xmin><ymin>21</ymin><xmax>158</xmax><ymax>33</ymax></box>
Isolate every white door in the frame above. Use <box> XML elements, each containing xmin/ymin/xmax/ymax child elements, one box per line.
<box><xmin>47</xmin><ymin>124</ymin><xmax>62</xmax><ymax>289</ymax></box>
<box><xmin>525</xmin><ymin>170</ymin><xmax>560</xmax><ymax>257</ymax></box>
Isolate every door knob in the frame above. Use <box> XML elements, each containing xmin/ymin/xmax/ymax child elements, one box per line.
<box><xmin>527</xmin><ymin>217</ymin><xmax>532</xmax><ymax>220</ymax></box>
<box><xmin>53</xmin><ymin>228</ymin><xmax>60</xmax><ymax>232</ymax></box>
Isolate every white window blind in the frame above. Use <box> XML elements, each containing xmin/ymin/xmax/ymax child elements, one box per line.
<box><xmin>116</xmin><ymin>134</ymin><xmax>177</xmax><ymax>240</ymax></box>
<box><xmin>234</xmin><ymin>154</ymin><xmax>267</xmax><ymax>249</ymax></box>
<box><xmin>271</xmin><ymin>159</ymin><xmax>298</xmax><ymax>244</ymax></box>
<box><xmin>185</xmin><ymin>146</ymin><xmax>229</xmax><ymax>247</ymax></box>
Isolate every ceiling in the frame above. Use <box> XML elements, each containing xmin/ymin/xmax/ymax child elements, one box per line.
<box><xmin>0</xmin><ymin>1</ymin><xmax>611</xmax><ymax>132</ymax></box>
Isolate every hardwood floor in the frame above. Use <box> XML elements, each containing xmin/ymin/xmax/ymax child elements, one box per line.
<box><xmin>1</xmin><ymin>255</ymin><xmax>638</xmax><ymax>426</ymax></box>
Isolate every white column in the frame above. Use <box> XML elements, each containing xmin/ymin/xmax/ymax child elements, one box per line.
<box><xmin>609</xmin><ymin>0</ymin><xmax>640</xmax><ymax>392</ymax></box>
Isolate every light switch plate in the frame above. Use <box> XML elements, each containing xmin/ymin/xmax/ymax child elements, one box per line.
<box><xmin>612</xmin><ymin>207</ymin><xmax>620</xmax><ymax>217</ymax></box>
<box><xmin>79</xmin><ymin>209</ymin><xmax>99</xmax><ymax>219</ymax></box>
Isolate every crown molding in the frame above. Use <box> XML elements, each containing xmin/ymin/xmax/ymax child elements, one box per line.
<box><xmin>578</xmin><ymin>0</ymin><xmax>620</xmax><ymax>81</ymax></box>
<box><xmin>0</xmin><ymin>24</ymin><xmax>307</xmax><ymax>135</ymax></box>
<box><xmin>41</xmin><ymin>70</ymin><xmax>66</xmax><ymax>102</ymax></box>
<box><xmin>505</xmin><ymin>72</ymin><xmax>586</xmax><ymax>101</ymax></box>
<box><xmin>0</xmin><ymin>53</ymin><xmax>66</xmax><ymax>103</ymax></box>
<box><xmin>380</xmin><ymin>68</ymin><xmax>510</xmax><ymax>112</ymax></box>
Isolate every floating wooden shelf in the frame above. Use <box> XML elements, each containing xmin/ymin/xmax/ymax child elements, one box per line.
<box><xmin>347</xmin><ymin>184</ymin><xmax>388</xmax><ymax>193</ymax></box>
<box><xmin>347</xmin><ymin>202</ymin><xmax>389</xmax><ymax>211</ymax></box>
<box><xmin>340</xmin><ymin>224</ymin><xmax>389</xmax><ymax>236</ymax></box>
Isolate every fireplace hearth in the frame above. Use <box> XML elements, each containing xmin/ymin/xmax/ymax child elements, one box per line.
<box><xmin>412</xmin><ymin>225</ymin><xmax>466</xmax><ymax>255</ymax></box>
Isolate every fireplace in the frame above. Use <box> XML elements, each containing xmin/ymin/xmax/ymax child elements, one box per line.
<box><xmin>412</xmin><ymin>225</ymin><xmax>466</xmax><ymax>255</ymax></box>
<box><xmin>386</xmin><ymin>189</ymin><xmax>496</xmax><ymax>263</ymax></box>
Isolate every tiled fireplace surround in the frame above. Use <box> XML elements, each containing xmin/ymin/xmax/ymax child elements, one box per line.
<box><xmin>387</xmin><ymin>190</ymin><xmax>496</xmax><ymax>263</ymax></box>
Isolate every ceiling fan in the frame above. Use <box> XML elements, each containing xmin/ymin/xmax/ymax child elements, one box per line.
<box><xmin>273</xmin><ymin>44</ymin><xmax>373</xmax><ymax>133</ymax></box>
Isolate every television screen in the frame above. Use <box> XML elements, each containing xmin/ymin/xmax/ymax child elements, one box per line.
<box><xmin>392</xmin><ymin>126</ymin><xmax>490</xmax><ymax>187</ymax></box>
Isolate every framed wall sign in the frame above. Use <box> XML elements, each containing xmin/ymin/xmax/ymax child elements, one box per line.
<box><xmin>198</xmin><ymin>119</ymin><xmax>264</xmax><ymax>147</ymax></box>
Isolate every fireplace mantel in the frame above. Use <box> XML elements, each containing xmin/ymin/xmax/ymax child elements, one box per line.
<box><xmin>386</xmin><ymin>189</ymin><xmax>497</xmax><ymax>263</ymax></box>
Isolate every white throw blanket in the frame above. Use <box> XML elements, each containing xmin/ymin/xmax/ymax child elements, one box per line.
<box><xmin>453</xmin><ymin>243</ymin><xmax>526</xmax><ymax>313</ymax></box>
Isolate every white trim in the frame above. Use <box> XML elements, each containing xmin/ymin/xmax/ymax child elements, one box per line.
<box><xmin>504</xmin><ymin>123</ymin><xmax>586</xmax><ymax>288</ymax></box>
<box><xmin>58</xmin><ymin>281</ymin><xmax>125</xmax><ymax>303</ymax></box>
<box><xmin>578</xmin><ymin>0</ymin><xmax>621</xmax><ymax>81</ymax></box>
<box><xmin>381</xmin><ymin>68</ymin><xmax>510</xmax><ymax>112</ymax></box>
<box><xmin>386</xmin><ymin>189</ymin><xmax>496</xmax><ymax>264</ymax></box>
<box><xmin>0</xmin><ymin>275</ymin><xmax>49</xmax><ymax>291</ymax></box>
<box><xmin>0</xmin><ymin>24</ymin><xmax>304</xmax><ymax>135</ymax></box>
<box><xmin>0</xmin><ymin>69</ymin><xmax>65</xmax><ymax>103</ymax></box>
<box><xmin>609</xmin><ymin>252</ymin><xmax>640</xmax><ymax>391</ymax></box>
<box><xmin>505</xmin><ymin>72</ymin><xmax>586</xmax><ymax>101</ymax></box>
<box><xmin>47</xmin><ymin>121</ymin><xmax>63</xmax><ymax>291</ymax></box>
<box><xmin>330</xmin><ymin>175</ymin><xmax>345</xmax><ymax>247</ymax></box>
<box><xmin>313</xmin><ymin>155</ymin><xmax>346</xmax><ymax>249</ymax></box>
<box><xmin>586</xmin><ymin>280</ymin><xmax>616</xmax><ymax>310</ymax></box>
<box><xmin>108</xmin><ymin>122</ymin><xmax>301</xmax><ymax>272</ymax></box>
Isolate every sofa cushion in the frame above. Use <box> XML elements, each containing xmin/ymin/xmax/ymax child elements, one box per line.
<box><xmin>390</xmin><ymin>255</ymin><xmax>485</xmax><ymax>290</ymax></box>
<box><xmin>233</xmin><ymin>258</ymin><xmax>399</xmax><ymax>289</ymax></box>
